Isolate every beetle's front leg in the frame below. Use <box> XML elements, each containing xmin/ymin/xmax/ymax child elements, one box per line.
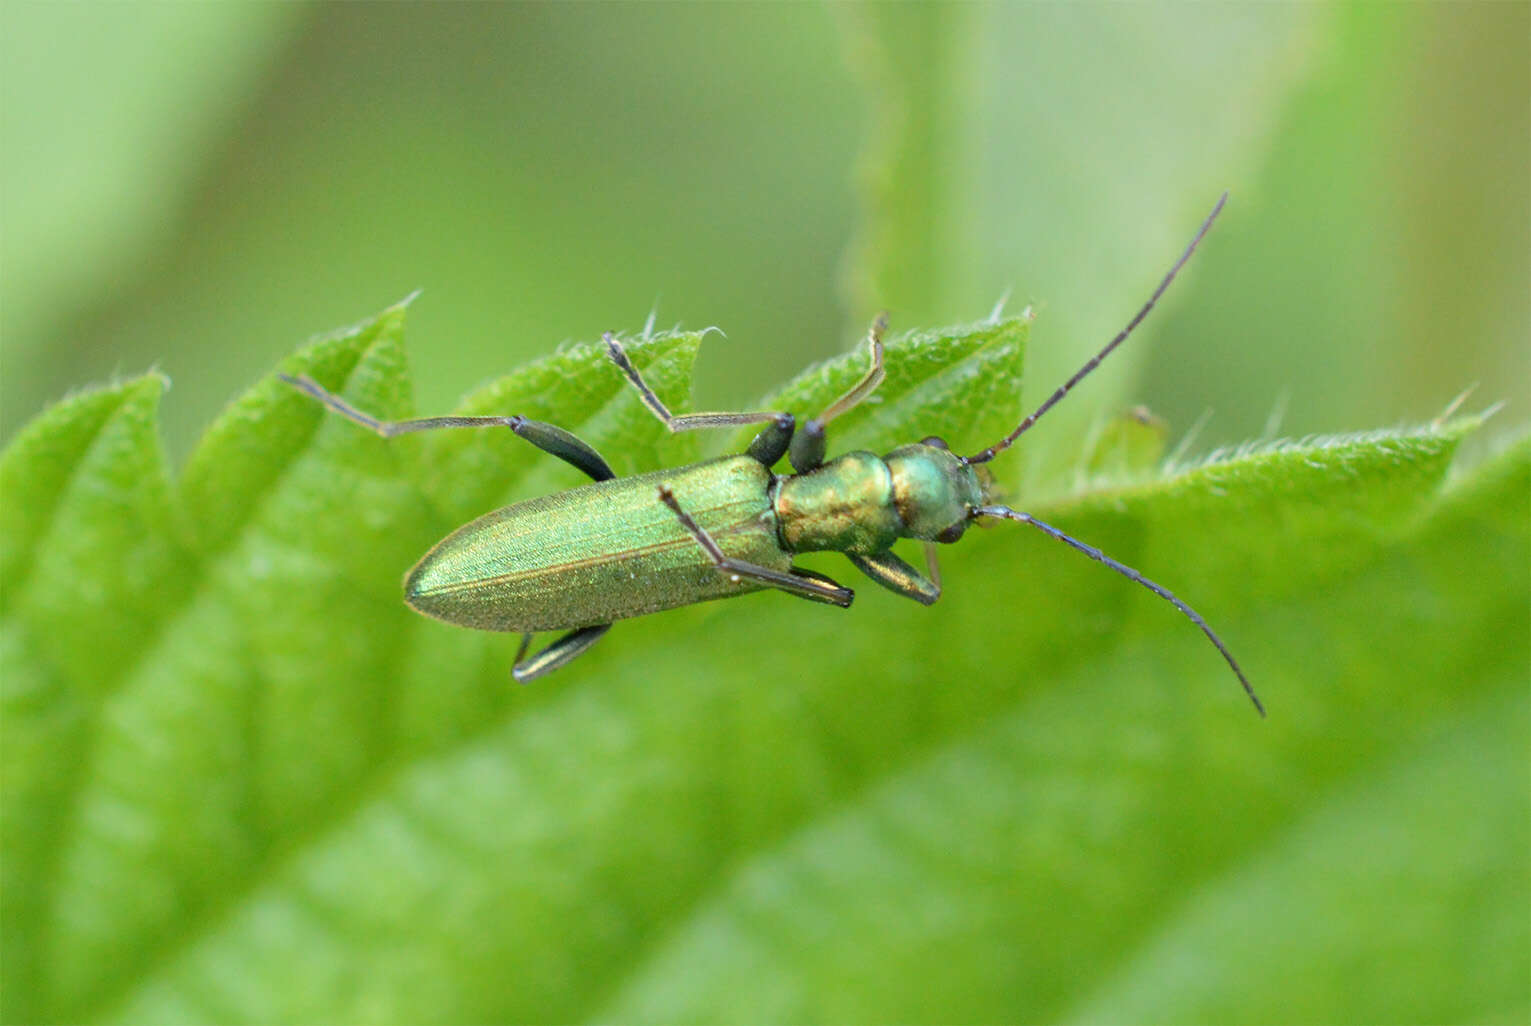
<box><xmin>846</xmin><ymin>548</ymin><xmax>941</xmax><ymax>606</ymax></box>
<box><xmin>789</xmin><ymin>314</ymin><xmax>887</xmax><ymax>473</ymax></box>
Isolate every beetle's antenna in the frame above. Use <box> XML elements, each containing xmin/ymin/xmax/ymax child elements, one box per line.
<box><xmin>967</xmin><ymin>192</ymin><xmax>1228</xmax><ymax>465</ymax></box>
<box><xmin>974</xmin><ymin>503</ymin><xmax>1265</xmax><ymax>717</ymax></box>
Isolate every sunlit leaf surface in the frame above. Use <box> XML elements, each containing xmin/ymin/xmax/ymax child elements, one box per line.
<box><xmin>3</xmin><ymin>304</ymin><xmax>1525</xmax><ymax>1024</ymax></box>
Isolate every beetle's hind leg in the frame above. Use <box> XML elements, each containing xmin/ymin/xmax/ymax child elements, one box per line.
<box><xmin>512</xmin><ymin>624</ymin><xmax>613</xmax><ymax>684</ymax></box>
<box><xmin>656</xmin><ymin>486</ymin><xmax>853</xmax><ymax>607</ymax></box>
<box><xmin>279</xmin><ymin>373</ymin><xmax>614</xmax><ymax>482</ymax></box>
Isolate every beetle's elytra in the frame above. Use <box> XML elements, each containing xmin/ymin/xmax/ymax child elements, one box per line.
<box><xmin>282</xmin><ymin>193</ymin><xmax>1265</xmax><ymax>715</ymax></box>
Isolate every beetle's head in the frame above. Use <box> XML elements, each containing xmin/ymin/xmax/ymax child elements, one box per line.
<box><xmin>883</xmin><ymin>438</ymin><xmax>986</xmax><ymax>544</ymax></box>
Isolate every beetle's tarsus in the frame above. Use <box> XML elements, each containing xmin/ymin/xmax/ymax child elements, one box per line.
<box><xmin>817</xmin><ymin>314</ymin><xmax>889</xmax><ymax>426</ymax></box>
<box><xmin>605</xmin><ymin>332</ymin><xmax>786</xmax><ymax>432</ymax></box>
<box><xmin>275</xmin><ymin>371</ymin><xmax>614</xmax><ymax>480</ymax></box>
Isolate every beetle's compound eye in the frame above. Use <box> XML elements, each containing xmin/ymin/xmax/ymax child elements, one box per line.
<box><xmin>935</xmin><ymin>521</ymin><xmax>967</xmax><ymax>544</ymax></box>
<box><xmin>882</xmin><ymin>442</ymin><xmax>984</xmax><ymax>544</ymax></box>
<box><xmin>920</xmin><ymin>435</ymin><xmax>949</xmax><ymax>450</ymax></box>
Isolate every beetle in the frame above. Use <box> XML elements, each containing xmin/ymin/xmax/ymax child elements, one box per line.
<box><xmin>282</xmin><ymin>193</ymin><xmax>1264</xmax><ymax>715</ymax></box>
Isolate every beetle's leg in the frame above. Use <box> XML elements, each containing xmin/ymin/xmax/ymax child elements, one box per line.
<box><xmin>604</xmin><ymin>333</ymin><xmax>787</xmax><ymax>432</ymax></box>
<box><xmin>279</xmin><ymin>374</ymin><xmax>615</xmax><ymax>482</ymax></box>
<box><xmin>819</xmin><ymin>313</ymin><xmax>888</xmax><ymax>422</ymax></box>
<box><xmin>606</xmin><ymin>333</ymin><xmax>796</xmax><ymax>465</ymax></box>
<box><xmin>657</xmin><ymin>485</ymin><xmax>853</xmax><ymax>607</ymax></box>
<box><xmin>790</xmin><ymin>314</ymin><xmax>887</xmax><ymax>473</ymax></box>
<box><xmin>789</xmin><ymin>566</ymin><xmax>853</xmax><ymax>598</ymax></box>
<box><xmin>846</xmin><ymin>548</ymin><xmax>941</xmax><ymax>606</ymax></box>
<box><xmin>742</xmin><ymin>414</ymin><xmax>795</xmax><ymax>467</ymax></box>
<box><xmin>512</xmin><ymin>624</ymin><xmax>613</xmax><ymax>684</ymax></box>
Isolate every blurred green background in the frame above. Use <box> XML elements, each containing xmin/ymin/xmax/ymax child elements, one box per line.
<box><xmin>6</xmin><ymin>3</ymin><xmax>1526</xmax><ymax>465</ymax></box>
<box><xmin>4</xmin><ymin>3</ymin><xmax>1528</xmax><ymax>1025</ymax></box>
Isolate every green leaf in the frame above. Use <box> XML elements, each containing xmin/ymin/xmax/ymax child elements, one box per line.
<box><xmin>415</xmin><ymin>328</ymin><xmax>706</xmax><ymax>525</ymax></box>
<box><xmin>3</xmin><ymin>303</ymin><xmax>1525</xmax><ymax>1025</ymax></box>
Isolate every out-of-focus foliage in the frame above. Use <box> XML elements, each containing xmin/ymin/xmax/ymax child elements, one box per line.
<box><xmin>3</xmin><ymin>3</ymin><xmax>1526</xmax><ymax>1024</ymax></box>
<box><xmin>4</xmin><ymin>306</ymin><xmax>1525</xmax><ymax>1024</ymax></box>
<box><xmin>5</xmin><ymin>5</ymin><xmax>1525</xmax><ymax>464</ymax></box>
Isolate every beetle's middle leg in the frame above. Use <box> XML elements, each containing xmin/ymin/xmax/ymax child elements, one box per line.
<box><xmin>656</xmin><ymin>486</ymin><xmax>853</xmax><ymax>607</ymax></box>
<box><xmin>604</xmin><ymin>334</ymin><xmax>797</xmax><ymax>466</ymax></box>
<box><xmin>279</xmin><ymin>373</ymin><xmax>615</xmax><ymax>482</ymax></box>
<box><xmin>512</xmin><ymin>624</ymin><xmax>613</xmax><ymax>683</ymax></box>
<box><xmin>604</xmin><ymin>333</ymin><xmax>790</xmax><ymax>433</ymax></box>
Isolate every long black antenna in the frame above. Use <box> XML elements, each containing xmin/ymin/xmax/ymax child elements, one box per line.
<box><xmin>967</xmin><ymin>192</ymin><xmax>1228</xmax><ymax>465</ymax></box>
<box><xmin>974</xmin><ymin>504</ymin><xmax>1265</xmax><ymax>716</ymax></box>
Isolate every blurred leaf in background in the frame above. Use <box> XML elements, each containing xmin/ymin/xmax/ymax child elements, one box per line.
<box><xmin>3</xmin><ymin>2</ymin><xmax>1527</xmax><ymax>1024</ymax></box>
<box><xmin>5</xmin><ymin>305</ymin><xmax>1525</xmax><ymax>1025</ymax></box>
<box><xmin>3</xmin><ymin>3</ymin><xmax>862</xmax><ymax>460</ymax></box>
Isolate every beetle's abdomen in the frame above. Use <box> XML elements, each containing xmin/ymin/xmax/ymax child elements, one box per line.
<box><xmin>774</xmin><ymin>451</ymin><xmax>901</xmax><ymax>555</ymax></box>
<box><xmin>405</xmin><ymin>456</ymin><xmax>785</xmax><ymax>633</ymax></box>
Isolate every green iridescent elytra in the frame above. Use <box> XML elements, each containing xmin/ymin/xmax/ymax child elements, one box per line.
<box><xmin>407</xmin><ymin>456</ymin><xmax>786</xmax><ymax>632</ymax></box>
<box><xmin>281</xmin><ymin>194</ymin><xmax>1266</xmax><ymax>715</ymax></box>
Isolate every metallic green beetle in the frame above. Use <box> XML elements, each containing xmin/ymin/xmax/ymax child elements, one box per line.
<box><xmin>282</xmin><ymin>194</ymin><xmax>1264</xmax><ymax>715</ymax></box>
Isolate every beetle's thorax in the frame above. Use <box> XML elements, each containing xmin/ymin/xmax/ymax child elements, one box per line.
<box><xmin>773</xmin><ymin>444</ymin><xmax>983</xmax><ymax>555</ymax></box>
